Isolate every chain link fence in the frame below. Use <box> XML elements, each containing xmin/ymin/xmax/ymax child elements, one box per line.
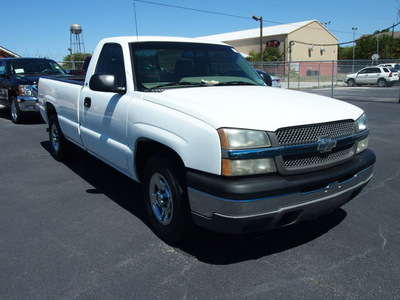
<box><xmin>250</xmin><ymin>59</ymin><xmax>400</xmax><ymax>103</ymax></box>
<box><xmin>55</xmin><ymin>58</ymin><xmax>400</xmax><ymax>103</ymax></box>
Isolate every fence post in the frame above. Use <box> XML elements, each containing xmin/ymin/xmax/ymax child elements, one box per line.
<box><xmin>331</xmin><ymin>60</ymin><xmax>335</xmax><ymax>98</ymax></box>
<box><xmin>318</xmin><ymin>62</ymin><xmax>322</xmax><ymax>87</ymax></box>
<box><xmin>298</xmin><ymin>62</ymin><xmax>301</xmax><ymax>89</ymax></box>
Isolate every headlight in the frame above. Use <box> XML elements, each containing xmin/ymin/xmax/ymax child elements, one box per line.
<box><xmin>356</xmin><ymin>113</ymin><xmax>368</xmax><ymax>132</ymax></box>
<box><xmin>218</xmin><ymin>128</ymin><xmax>271</xmax><ymax>149</ymax></box>
<box><xmin>222</xmin><ymin>158</ymin><xmax>276</xmax><ymax>176</ymax></box>
<box><xmin>19</xmin><ymin>85</ymin><xmax>36</xmax><ymax>97</ymax></box>
<box><xmin>356</xmin><ymin>137</ymin><xmax>369</xmax><ymax>154</ymax></box>
<box><xmin>218</xmin><ymin>128</ymin><xmax>276</xmax><ymax>176</ymax></box>
<box><xmin>355</xmin><ymin>113</ymin><xmax>369</xmax><ymax>154</ymax></box>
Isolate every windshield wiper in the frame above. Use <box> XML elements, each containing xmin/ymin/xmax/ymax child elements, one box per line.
<box><xmin>215</xmin><ymin>81</ymin><xmax>257</xmax><ymax>86</ymax></box>
<box><xmin>150</xmin><ymin>81</ymin><xmax>208</xmax><ymax>89</ymax></box>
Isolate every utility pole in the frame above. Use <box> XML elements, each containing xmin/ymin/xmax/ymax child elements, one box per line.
<box><xmin>352</xmin><ymin>27</ymin><xmax>357</xmax><ymax>73</ymax></box>
<box><xmin>288</xmin><ymin>41</ymin><xmax>294</xmax><ymax>89</ymax></box>
<box><xmin>252</xmin><ymin>15</ymin><xmax>263</xmax><ymax>66</ymax></box>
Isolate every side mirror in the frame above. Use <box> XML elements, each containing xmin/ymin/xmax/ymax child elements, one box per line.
<box><xmin>258</xmin><ymin>72</ymin><xmax>272</xmax><ymax>86</ymax></box>
<box><xmin>89</xmin><ymin>73</ymin><xmax>126</xmax><ymax>94</ymax></box>
<box><xmin>0</xmin><ymin>70</ymin><xmax>9</xmax><ymax>78</ymax></box>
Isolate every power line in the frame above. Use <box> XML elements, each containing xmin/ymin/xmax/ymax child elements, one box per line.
<box><xmin>134</xmin><ymin>0</ymin><xmax>251</xmax><ymax>20</ymax></box>
<box><xmin>133</xmin><ymin>0</ymin><xmax>369</xmax><ymax>38</ymax></box>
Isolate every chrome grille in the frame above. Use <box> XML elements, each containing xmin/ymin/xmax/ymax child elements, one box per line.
<box><xmin>282</xmin><ymin>144</ymin><xmax>355</xmax><ymax>169</ymax></box>
<box><xmin>276</xmin><ymin>120</ymin><xmax>355</xmax><ymax>146</ymax></box>
<box><xmin>274</xmin><ymin>120</ymin><xmax>357</xmax><ymax>172</ymax></box>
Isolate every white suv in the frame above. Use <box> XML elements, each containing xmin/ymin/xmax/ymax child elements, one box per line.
<box><xmin>378</xmin><ymin>63</ymin><xmax>400</xmax><ymax>70</ymax></box>
<box><xmin>345</xmin><ymin>66</ymin><xmax>399</xmax><ymax>87</ymax></box>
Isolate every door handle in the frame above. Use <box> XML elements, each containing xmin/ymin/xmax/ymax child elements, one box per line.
<box><xmin>84</xmin><ymin>97</ymin><xmax>91</xmax><ymax>108</ymax></box>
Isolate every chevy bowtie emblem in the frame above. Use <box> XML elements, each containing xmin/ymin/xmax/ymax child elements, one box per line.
<box><xmin>317</xmin><ymin>137</ymin><xmax>337</xmax><ymax>153</ymax></box>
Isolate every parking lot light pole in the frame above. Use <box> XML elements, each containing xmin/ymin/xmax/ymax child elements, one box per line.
<box><xmin>68</xmin><ymin>48</ymin><xmax>75</xmax><ymax>70</ymax></box>
<box><xmin>375</xmin><ymin>30</ymin><xmax>381</xmax><ymax>57</ymax></box>
<box><xmin>253</xmin><ymin>15</ymin><xmax>263</xmax><ymax>66</ymax></box>
<box><xmin>352</xmin><ymin>27</ymin><xmax>357</xmax><ymax>73</ymax></box>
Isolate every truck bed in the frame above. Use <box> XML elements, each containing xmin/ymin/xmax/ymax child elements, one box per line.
<box><xmin>41</xmin><ymin>74</ymin><xmax>86</xmax><ymax>85</ymax></box>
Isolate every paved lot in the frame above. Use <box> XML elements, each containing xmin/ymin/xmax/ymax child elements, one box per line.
<box><xmin>303</xmin><ymin>85</ymin><xmax>400</xmax><ymax>103</ymax></box>
<box><xmin>1</xmin><ymin>95</ymin><xmax>399</xmax><ymax>299</ymax></box>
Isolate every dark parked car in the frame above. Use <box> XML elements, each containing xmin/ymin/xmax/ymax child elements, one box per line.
<box><xmin>0</xmin><ymin>57</ymin><xmax>65</xmax><ymax>123</ymax></box>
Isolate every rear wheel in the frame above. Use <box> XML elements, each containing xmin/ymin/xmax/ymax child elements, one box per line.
<box><xmin>347</xmin><ymin>79</ymin><xmax>356</xmax><ymax>87</ymax></box>
<box><xmin>377</xmin><ymin>78</ymin><xmax>387</xmax><ymax>87</ymax></box>
<box><xmin>143</xmin><ymin>154</ymin><xmax>192</xmax><ymax>243</ymax></box>
<box><xmin>10</xmin><ymin>96</ymin><xmax>23</xmax><ymax>124</ymax></box>
<box><xmin>48</xmin><ymin>114</ymin><xmax>71</xmax><ymax>161</ymax></box>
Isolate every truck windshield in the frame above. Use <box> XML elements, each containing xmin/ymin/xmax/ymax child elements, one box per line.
<box><xmin>10</xmin><ymin>59</ymin><xmax>65</xmax><ymax>76</ymax></box>
<box><xmin>130</xmin><ymin>42</ymin><xmax>265</xmax><ymax>91</ymax></box>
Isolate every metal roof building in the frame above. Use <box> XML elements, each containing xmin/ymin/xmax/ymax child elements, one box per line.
<box><xmin>200</xmin><ymin>20</ymin><xmax>338</xmax><ymax>62</ymax></box>
<box><xmin>0</xmin><ymin>46</ymin><xmax>20</xmax><ymax>58</ymax></box>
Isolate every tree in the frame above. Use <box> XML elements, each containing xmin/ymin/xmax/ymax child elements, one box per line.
<box><xmin>63</xmin><ymin>52</ymin><xmax>92</xmax><ymax>70</ymax></box>
<box><xmin>338</xmin><ymin>46</ymin><xmax>355</xmax><ymax>60</ymax></box>
<box><xmin>263</xmin><ymin>47</ymin><xmax>284</xmax><ymax>61</ymax></box>
<box><xmin>248</xmin><ymin>46</ymin><xmax>284</xmax><ymax>62</ymax></box>
<box><xmin>352</xmin><ymin>33</ymin><xmax>400</xmax><ymax>60</ymax></box>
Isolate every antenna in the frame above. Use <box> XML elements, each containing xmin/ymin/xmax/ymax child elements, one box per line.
<box><xmin>134</xmin><ymin>2</ymin><xmax>139</xmax><ymax>41</ymax></box>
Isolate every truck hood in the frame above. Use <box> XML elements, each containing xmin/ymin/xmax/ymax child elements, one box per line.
<box><xmin>345</xmin><ymin>73</ymin><xmax>357</xmax><ymax>79</ymax></box>
<box><xmin>142</xmin><ymin>86</ymin><xmax>363</xmax><ymax>131</ymax></box>
<box><xmin>15</xmin><ymin>75</ymin><xmax>40</xmax><ymax>85</ymax></box>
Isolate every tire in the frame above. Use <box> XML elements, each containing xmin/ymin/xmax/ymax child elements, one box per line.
<box><xmin>347</xmin><ymin>79</ymin><xmax>356</xmax><ymax>87</ymax></box>
<box><xmin>377</xmin><ymin>78</ymin><xmax>387</xmax><ymax>87</ymax></box>
<box><xmin>10</xmin><ymin>96</ymin><xmax>23</xmax><ymax>124</ymax></box>
<box><xmin>48</xmin><ymin>114</ymin><xmax>71</xmax><ymax>161</ymax></box>
<box><xmin>143</xmin><ymin>154</ymin><xmax>192</xmax><ymax>243</ymax></box>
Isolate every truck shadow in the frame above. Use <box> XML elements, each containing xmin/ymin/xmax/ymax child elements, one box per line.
<box><xmin>0</xmin><ymin>107</ymin><xmax>45</xmax><ymax>124</ymax></box>
<box><xmin>41</xmin><ymin>141</ymin><xmax>347</xmax><ymax>264</ymax></box>
<box><xmin>178</xmin><ymin>209</ymin><xmax>346</xmax><ymax>264</ymax></box>
<box><xmin>40</xmin><ymin>141</ymin><xmax>147</xmax><ymax>223</ymax></box>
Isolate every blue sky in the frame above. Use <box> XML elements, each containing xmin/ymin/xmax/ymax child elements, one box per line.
<box><xmin>2</xmin><ymin>0</ymin><xmax>400</xmax><ymax>61</ymax></box>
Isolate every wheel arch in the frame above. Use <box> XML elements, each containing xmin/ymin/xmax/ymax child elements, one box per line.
<box><xmin>135</xmin><ymin>139</ymin><xmax>186</xmax><ymax>184</ymax></box>
<box><xmin>44</xmin><ymin>102</ymin><xmax>57</xmax><ymax>123</ymax></box>
<box><xmin>8</xmin><ymin>89</ymin><xmax>18</xmax><ymax>105</ymax></box>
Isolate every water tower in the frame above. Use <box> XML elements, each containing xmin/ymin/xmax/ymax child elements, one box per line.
<box><xmin>70</xmin><ymin>23</ymin><xmax>86</xmax><ymax>54</ymax></box>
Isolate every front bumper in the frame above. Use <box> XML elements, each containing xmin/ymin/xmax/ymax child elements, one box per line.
<box><xmin>17</xmin><ymin>96</ymin><xmax>39</xmax><ymax>112</ymax></box>
<box><xmin>187</xmin><ymin>149</ymin><xmax>375</xmax><ymax>234</ymax></box>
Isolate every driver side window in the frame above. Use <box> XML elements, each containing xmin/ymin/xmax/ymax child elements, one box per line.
<box><xmin>96</xmin><ymin>43</ymin><xmax>126</xmax><ymax>87</ymax></box>
<box><xmin>0</xmin><ymin>60</ymin><xmax>8</xmax><ymax>75</ymax></box>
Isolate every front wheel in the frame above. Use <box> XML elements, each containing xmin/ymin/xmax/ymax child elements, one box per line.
<box><xmin>48</xmin><ymin>114</ymin><xmax>71</xmax><ymax>161</ymax></box>
<box><xmin>347</xmin><ymin>79</ymin><xmax>356</xmax><ymax>87</ymax></box>
<box><xmin>10</xmin><ymin>96</ymin><xmax>23</xmax><ymax>124</ymax></box>
<box><xmin>143</xmin><ymin>154</ymin><xmax>192</xmax><ymax>243</ymax></box>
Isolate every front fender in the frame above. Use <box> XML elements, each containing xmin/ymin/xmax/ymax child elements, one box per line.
<box><xmin>128</xmin><ymin>101</ymin><xmax>222</xmax><ymax>177</ymax></box>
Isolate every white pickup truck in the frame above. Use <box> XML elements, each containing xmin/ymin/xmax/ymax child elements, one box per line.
<box><xmin>38</xmin><ymin>36</ymin><xmax>375</xmax><ymax>243</ymax></box>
